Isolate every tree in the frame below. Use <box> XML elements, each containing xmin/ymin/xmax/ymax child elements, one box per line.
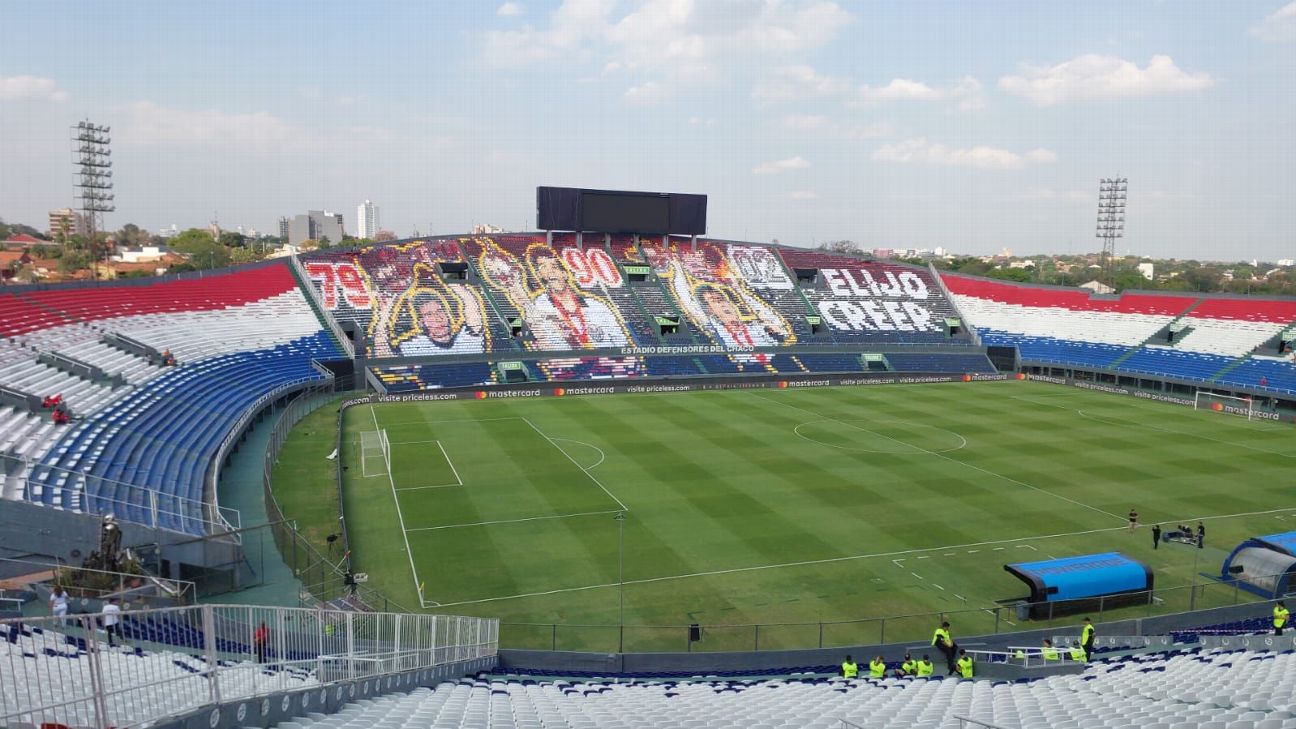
<box><xmin>58</xmin><ymin>251</ymin><xmax>90</xmax><ymax>275</ymax></box>
<box><xmin>218</xmin><ymin>231</ymin><xmax>247</xmax><ymax>248</ymax></box>
<box><xmin>117</xmin><ymin>223</ymin><xmax>151</xmax><ymax>247</ymax></box>
<box><xmin>317</xmin><ymin>235</ymin><xmax>332</xmax><ymax>249</ymax></box>
<box><xmin>168</xmin><ymin>228</ymin><xmax>230</xmax><ymax>270</ymax></box>
<box><xmin>374</xmin><ymin>229</ymin><xmax>397</xmax><ymax>242</ymax></box>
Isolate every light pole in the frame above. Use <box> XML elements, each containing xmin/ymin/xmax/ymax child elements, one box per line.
<box><xmin>616</xmin><ymin>511</ymin><xmax>626</xmax><ymax>652</ymax></box>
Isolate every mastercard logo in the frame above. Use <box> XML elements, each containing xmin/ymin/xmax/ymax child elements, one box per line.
<box><xmin>1016</xmin><ymin>373</ymin><xmax>1027</xmax><ymax>381</ymax></box>
<box><xmin>778</xmin><ymin>381</ymin><xmax>789</xmax><ymax>389</ymax></box>
<box><xmin>1211</xmin><ymin>402</ymin><xmax>1223</xmax><ymax>411</ymax></box>
<box><xmin>962</xmin><ymin>374</ymin><xmax>972</xmax><ymax>382</ymax></box>
<box><xmin>553</xmin><ymin>388</ymin><xmax>566</xmax><ymax>396</ymax></box>
<box><xmin>474</xmin><ymin>391</ymin><xmax>487</xmax><ymax>400</ymax></box>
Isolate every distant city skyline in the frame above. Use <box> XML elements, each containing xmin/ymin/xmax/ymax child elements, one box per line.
<box><xmin>1</xmin><ymin>1</ymin><xmax>1293</xmax><ymax>260</ymax></box>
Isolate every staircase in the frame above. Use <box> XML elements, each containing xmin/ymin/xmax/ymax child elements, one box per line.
<box><xmin>287</xmin><ymin>256</ymin><xmax>354</xmax><ymax>359</ymax></box>
<box><xmin>1106</xmin><ymin>297</ymin><xmax>1205</xmax><ymax>369</ymax></box>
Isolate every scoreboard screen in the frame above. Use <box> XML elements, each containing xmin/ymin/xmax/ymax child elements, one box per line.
<box><xmin>580</xmin><ymin>192</ymin><xmax>670</xmax><ymax>234</ymax></box>
<box><xmin>537</xmin><ymin>186</ymin><xmax>706</xmax><ymax>235</ymax></box>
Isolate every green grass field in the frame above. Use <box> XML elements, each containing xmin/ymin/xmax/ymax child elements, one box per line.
<box><xmin>271</xmin><ymin>380</ymin><xmax>1296</xmax><ymax>652</ymax></box>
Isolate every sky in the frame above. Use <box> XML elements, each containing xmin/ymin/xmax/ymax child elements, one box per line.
<box><xmin>1</xmin><ymin>0</ymin><xmax>1294</xmax><ymax>260</ymax></box>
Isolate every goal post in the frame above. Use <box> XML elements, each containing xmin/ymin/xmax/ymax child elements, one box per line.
<box><xmin>360</xmin><ymin>429</ymin><xmax>390</xmax><ymax>478</ymax></box>
<box><xmin>1193</xmin><ymin>391</ymin><xmax>1254</xmax><ymax>420</ymax></box>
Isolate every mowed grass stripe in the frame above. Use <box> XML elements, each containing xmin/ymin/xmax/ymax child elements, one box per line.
<box><xmin>395</xmin><ymin>417</ymin><xmax>618</xmax><ymax>528</ymax></box>
<box><xmin>293</xmin><ymin>381</ymin><xmax>1294</xmax><ymax>635</ymax></box>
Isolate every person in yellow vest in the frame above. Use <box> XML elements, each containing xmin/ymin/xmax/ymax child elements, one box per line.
<box><xmin>1069</xmin><ymin>641</ymin><xmax>1087</xmax><ymax>662</ymax></box>
<box><xmin>1275</xmin><ymin>601</ymin><xmax>1289</xmax><ymax>636</ymax></box>
<box><xmin>1080</xmin><ymin>617</ymin><xmax>1096</xmax><ymax>661</ymax></box>
<box><xmin>916</xmin><ymin>655</ymin><xmax>935</xmax><ymax>677</ymax></box>
<box><xmin>840</xmin><ymin>654</ymin><xmax>858</xmax><ymax>678</ymax></box>
<box><xmin>897</xmin><ymin>652</ymin><xmax>917</xmax><ymax>678</ymax></box>
<box><xmin>956</xmin><ymin>649</ymin><xmax>974</xmax><ymax>679</ymax></box>
<box><xmin>932</xmin><ymin>620</ymin><xmax>957</xmax><ymax>675</ymax></box>
<box><xmin>1041</xmin><ymin>639</ymin><xmax>1059</xmax><ymax>661</ymax></box>
<box><xmin>868</xmin><ymin>655</ymin><xmax>887</xmax><ymax>679</ymax></box>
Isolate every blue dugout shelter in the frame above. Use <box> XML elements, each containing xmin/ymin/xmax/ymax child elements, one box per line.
<box><xmin>1221</xmin><ymin>531</ymin><xmax>1296</xmax><ymax>598</ymax></box>
<box><xmin>1004</xmin><ymin>552</ymin><xmax>1153</xmax><ymax>619</ymax></box>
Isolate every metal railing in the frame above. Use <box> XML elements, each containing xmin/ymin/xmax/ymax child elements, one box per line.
<box><xmin>5</xmin><ymin>454</ymin><xmax>241</xmax><ymax>536</ymax></box>
<box><xmin>499</xmin><ymin>573</ymin><xmax>1285</xmax><ymax>653</ymax></box>
<box><xmin>0</xmin><ymin>556</ymin><xmax>196</xmax><ymax>606</ymax></box>
<box><xmin>290</xmin><ymin>253</ymin><xmax>356</xmax><ymax>360</ymax></box>
<box><xmin>0</xmin><ymin>603</ymin><xmax>497</xmax><ymax>729</ymax></box>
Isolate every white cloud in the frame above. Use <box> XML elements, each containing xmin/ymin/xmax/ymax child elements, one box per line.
<box><xmin>753</xmin><ymin>155</ymin><xmax>810</xmax><ymax>174</ymax></box>
<box><xmin>623</xmin><ymin>80</ymin><xmax>670</xmax><ymax>106</ymax></box>
<box><xmin>497</xmin><ymin>2</ymin><xmax>523</xmax><ymax>16</ymax></box>
<box><xmin>484</xmin><ymin>0</ymin><xmax>852</xmax><ymax>84</ymax></box>
<box><xmin>752</xmin><ymin>64</ymin><xmax>851</xmax><ymax>103</ymax></box>
<box><xmin>1021</xmin><ymin>187</ymin><xmax>1090</xmax><ymax>202</ymax></box>
<box><xmin>0</xmin><ymin>74</ymin><xmax>69</xmax><ymax>102</ymax></box>
<box><xmin>119</xmin><ymin>102</ymin><xmax>295</xmax><ymax>145</ymax></box>
<box><xmin>872</xmin><ymin>138</ymin><xmax>1057</xmax><ymax>170</ymax></box>
<box><xmin>850</xmin><ymin>75</ymin><xmax>984</xmax><ymax>111</ymax></box>
<box><xmin>998</xmin><ymin>54</ymin><xmax>1213</xmax><ymax>106</ymax></box>
<box><xmin>788</xmin><ymin>190</ymin><xmax>818</xmax><ymax>200</ymax></box>
<box><xmin>778</xmin><ymin>114</ymin><xmax>892</xmax><ymax>140</ymax></box>
<box><xmin>1253</xmin><ymin>1</ymin><xmax>1296</xmax><ymax>41</ymax></box>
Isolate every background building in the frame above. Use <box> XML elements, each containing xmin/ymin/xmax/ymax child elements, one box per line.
<box><xmin>47</xmin><ymin>208</ymin><xmax>87</xmax><ymax>240</ymax></box>
<box><xmin>284</xmin><ymin>210</ymin><xmax>345</xmax><ymax>246</ymax></box>
<box><xmin>357</xmin><ymin>200</ymin><xmax>379</xmax><ymax>240</ymax></box>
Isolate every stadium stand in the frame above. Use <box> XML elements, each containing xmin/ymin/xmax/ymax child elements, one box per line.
<box><xmin>781</xmin><ymin>250</ymin><xmax>966</xmax><ymax>345</ymax></box>
<box><xmin>269</xmin><ymin>645</ymin><xmax>1296</xmax><ymax>729</ymax></box>
<box><xmin>942</xmin><ymin>273</ymin><xmax>1296</xmax><ymax>394</ymax></box>
<box><xmin>0</xmin><ymin>262</ymin><xmax>344</xmax><ymax>535</ymax></box>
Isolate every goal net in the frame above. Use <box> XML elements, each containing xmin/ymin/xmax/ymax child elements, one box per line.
<box><xmin>1194</xmin><ymin>391</ymin><xmax>1255</xmax><ymax>420</ymax></box>
<box><xmin>360</xmin><ymin>429</ymin><xmax>390</xmax><ymax>478</ymax></box>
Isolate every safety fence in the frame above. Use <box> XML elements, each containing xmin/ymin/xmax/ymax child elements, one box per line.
<box><xmin>0</xmin><ymin>603</ymin><xmax>497</xmax><ymax>729</ymax></box>
<box><xmin>499</xmin><ymin>572</ymin><xmax>1285</xmax><ymax>653</ymax></box>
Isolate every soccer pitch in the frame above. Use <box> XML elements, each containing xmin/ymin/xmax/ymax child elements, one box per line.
<box><xmin>274</xmin><ymin>380</ymin><xmax>1296</xmax><ymax>652</ymax></box>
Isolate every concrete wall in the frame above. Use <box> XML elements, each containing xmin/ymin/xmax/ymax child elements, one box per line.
<box><xmin>155</xmin><ymin>657</ymin><xmax>496</xmax><ymax>729</ymax></box>
<box><xmin>498</xmin><ymin>601</ymin><xmax>1277</xmax><ymax>675</ymax></box>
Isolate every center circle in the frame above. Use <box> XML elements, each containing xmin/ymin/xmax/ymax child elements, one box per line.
<box><xmin>794</xmin><ymin>419</ymin><xmax>967</xmax><ymax>454</ymax></box>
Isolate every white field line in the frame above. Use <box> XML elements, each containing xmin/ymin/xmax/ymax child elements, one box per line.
<box><xmin>550</xmin><ymin>438</ymin><xmax>607</xmax><ymax>469</ymax></box>
<box><xmin>372</xmin><ymin>416</ymin><xmax>527</xmax><ymax>427</ymax></box>
<box><xmin>429</xmin><ymin>505</ymin><xmax>1296</xmax><ymax>607</ymax></box>
<box><xmin>1011</xmin><ymin>394</ymin><xmax>1296</xmax><ymax>459</ymax></box>
<box><xmin>395</xmin><ymin>483</ymin><xmax>461</xmax><ymax>492</ymax></box>
<box><xmin>436</xmin><ymin>440</ymin><xmax>465</xmax><ymax>486</ymax></box>
<box><xmin>406</xmin><ymin>510</ymin><xmax>623</xmax><ymax>532</ymax></box>
<box><xmin>369</xmin><ymin>405</ymin><xmax>429</xmax><ymax>609</ymax></box>
<box><xmin>522</xmin><ymin>417</ymin><xmax>628</xmax><ymax>512</ymax></box>
<box><xmin>756</xmin><ymin>393</ymin><xmax>1127</xmax><ymax>523</ymax></box>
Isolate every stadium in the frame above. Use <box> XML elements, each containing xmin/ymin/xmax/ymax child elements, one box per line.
<box><xmin>3</xmin><ymin>181</ymin><xmax>1296</xmax><ymax>729</ymax></box>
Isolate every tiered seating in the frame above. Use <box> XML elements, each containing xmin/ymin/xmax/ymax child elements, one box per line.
<box><xmin>781</xmin><ymin>251</ymin><xmax>965</xmax><ymax>345</ymax></box>
<box><xmin>0</xmin><ymin>620</ymin><xmax>318</xmax><ymax>728</ymax></box>
<box><xmin>278</xmin><ymin>647</ymin><xmax>1296</xmax><ymax>729</ymax></box>
<box><xmin>643</xmin><ymin>356</ymin><xmax>703</xmax><ymax>377</ymax></box>
<box><xmin>793</xmin><ymin>353</ymin><xmax>866</xmax><ymax>373</ymax></box>
<box><xmin>30</xmin><ymin>332</ymin><xmax>337</xmax><ymax>533</ymax></box>
<box><xmin>374</xmin><ymin>363</ymin><xmax>497</xmax><ymax>393</ymax></box>
<box><xmin>885</xmin><ymin>352</ymin><xmax>997</xmax><ymax>374</ymax></box>
<box><xmin>552</xmin><ymin>241</ymin><xmax>660</xmax><ymax>346</ymax></box>
<box><xmin>1219</xmin><ymin>357</ymin><xmax>1296</xmax><ymax>394</ymax></box>
<box><xmin>1118</xmin><ymin>299</ymin><xmax>1296</xmax><ymax>385</ymax></box>
<box><xmin>0</xmin><ymin>263</ymin><xmax>343</xmax><ymax>534</ymax></box>
<box><xmin>942</xmin><ymin>274</ymin><xmax>1196</xmax><ymax>353</ymax></box>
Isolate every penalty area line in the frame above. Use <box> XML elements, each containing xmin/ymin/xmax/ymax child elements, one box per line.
<box><xmin>523</xmin><ymin>417</ymin><xmax>628</xmax><ymax>512</ymax></box>
<box><xmin>406</xmin><ymin>509</ymin><xmax>624</xmax><ymax>532</ymax></box>
<box><xmin>429</xmin><ymin>505</ymin><xmax>1296</xmax><ymax>608</ymax></box>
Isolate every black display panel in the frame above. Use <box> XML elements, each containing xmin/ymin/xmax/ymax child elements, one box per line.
<box><xmin>536</xmin><ymin>186</ymin><xmax>707</xmax><ymax>235</ymax></box>
<box><xmin>581</xmin><ymin>192</ymin><xmax>669</xmax><ymax>234</ymax></box>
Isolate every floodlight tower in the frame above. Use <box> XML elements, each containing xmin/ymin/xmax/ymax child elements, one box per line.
<box><xmin>72</xmin><ymin>119</ymin><xmax>115</xmax><ymax>278</ymax></box>
<box><xmin>1096</xmin><ymin>177</ymin><xmax>1127</xmax><ymax>286</ymax></box>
